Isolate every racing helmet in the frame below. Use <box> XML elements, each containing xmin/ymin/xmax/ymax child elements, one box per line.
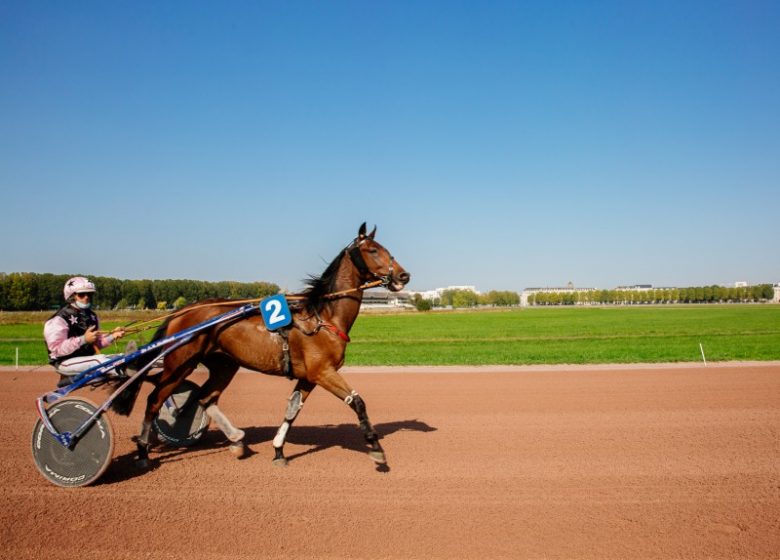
<box><xmin>64</xmin><ymin>276</ymin><xmax>97</xmax><ymax>301</ymax></box>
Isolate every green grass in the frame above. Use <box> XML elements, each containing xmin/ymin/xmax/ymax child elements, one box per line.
<box><xmin>345</xmin><ymin>305</ymin><xmax>780</xmax><ymax>365</ymax></box>
<box><xmin>2</xmin><ymin>305</ymin><xmax>779</xmax><ymax>366</ymax></box>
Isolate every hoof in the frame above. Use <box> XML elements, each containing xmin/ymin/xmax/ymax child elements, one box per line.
<box><xmin>228</xmin><ymin>442</ymin><xmax>245</xmax><ymax>458</ymax></box>
<box><xmin>136</xmin><ymin>457</ymin><xmax>151</xmax><ymax>469</ymax></box>
<box><xmin>272</xmin><ymin>457</ymin><xmax>288</xmax><ymax>468</ymax></box>
<box><xmin>228</xmin><ymin>429</ymin><xmax>245</xmax><ymax>443</ymax></box>
<box><xmin>369</xmin><ymin>450</ymin><xmax>387</xmax><ymax>464</ymax></box>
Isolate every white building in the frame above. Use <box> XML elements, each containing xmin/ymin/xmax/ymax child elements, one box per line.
<box><xmin>409</xmin><ymin>285</ymin><xmax>480</xmax><ymax>301</ymax></box>
<box><xmin>360</xmin><ymin>289</ymin><xmax>413</xmax><ymax>309</ymax></box>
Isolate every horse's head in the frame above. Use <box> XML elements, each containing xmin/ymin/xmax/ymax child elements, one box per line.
<box><xmin>348</xmin><ymin>223</ymin><xmax>410</xmax><ymax>292</ymax></box>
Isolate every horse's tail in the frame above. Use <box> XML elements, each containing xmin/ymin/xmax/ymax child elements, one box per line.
<box><xmin>110</xmin><ymin>321</ymin><xmax>169</xmax><ymax>417</ymax></box>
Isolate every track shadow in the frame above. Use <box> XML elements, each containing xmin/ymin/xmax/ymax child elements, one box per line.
<box><xmin>98</xmin><ymin>432</ymin><xmax>249</xmax><ymax>485</ymax></box>
<box><xmin>244</xmin><ymin>419</ymin><xmax>438</xmax><ymax>472</ymax></box>
<box><xmin>98</xmin><ymin>419</ymin><xmax>436</xmax><ymax>484</ymax></box>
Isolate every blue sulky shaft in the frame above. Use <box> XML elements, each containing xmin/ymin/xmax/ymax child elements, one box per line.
<box><xmin>35</xmin><ymin>303</ymin><xmax>258</xmax><ymax>447</ymax></box>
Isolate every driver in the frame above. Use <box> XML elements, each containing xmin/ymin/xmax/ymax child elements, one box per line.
<box><xmin>44</xmin><ymin>276</ymin><xmax>128</xmax><ymax>384</ymax></box>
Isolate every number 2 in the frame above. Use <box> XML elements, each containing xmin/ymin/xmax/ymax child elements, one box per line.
<box><xmin>264</xmin><ymin>299</ymin><xmax>286</xmax><ymax>325</ymax></box>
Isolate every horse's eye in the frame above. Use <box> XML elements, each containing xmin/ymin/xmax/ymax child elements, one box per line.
<box><xmin>368</xmin><ymin>248</ymin><xmax>379</xmax><ymax>255</ymax></box>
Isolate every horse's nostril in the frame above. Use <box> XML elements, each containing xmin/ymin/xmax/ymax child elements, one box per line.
<box><xmin>398</xmin><ymin>272</ymin><xmax>411</xmax><ymax>283</ymax></box>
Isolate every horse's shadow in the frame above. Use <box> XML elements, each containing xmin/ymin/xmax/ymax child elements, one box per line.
<box><xmin>99</xmin><ymin>419</ymin><xmax>436</xmax><ymax>485</ymax></box>
<box><xmin>249</xmin><ymin>419</ymin><xmax>438</xmax><ymax>467</ymax></box>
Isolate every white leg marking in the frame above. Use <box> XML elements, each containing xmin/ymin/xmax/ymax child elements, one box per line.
<box><xmin>273</xmin><ymin>421</ymin><xmax>290</xmax><ymax>448</ymax></box>
<box><xmin>206</xmin><ymin>404</ymin><xmax>245</xmax><ymax>442</ymax></box>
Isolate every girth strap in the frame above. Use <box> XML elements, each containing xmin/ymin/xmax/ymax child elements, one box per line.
<box><xmin>274</xmin><ymin>328</ymin><xmax>293</xmax><ymax>379</ymax></box>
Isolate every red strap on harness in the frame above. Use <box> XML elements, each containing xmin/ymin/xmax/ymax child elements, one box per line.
<box><xmin>321</xmin><ymin>323</ymin><xmax>351</xmax><ymax>343</ymax></box>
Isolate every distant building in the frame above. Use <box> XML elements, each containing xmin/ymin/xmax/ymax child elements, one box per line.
<box><xmin>360</xmin><ymin>289</ymin><xmax>412</xmax><ymax>309</ymax></box>
<box><xmin>442</xmin><ymin>285</ymin><xmax>480</xmax><ymax>294</ymax></box>
<box><xmin>408</xmin><ymin>285</ymin><xmax>480</xmax><ymax>301</ymax></box>
<box><xmin>774</xmin><ymin>283</ymin><xmax>780</xmax><ymax>303</ymax></box>
<box><xmin>616</xmin><ymin>284</ymin><xmax>653</xmax><ymax>291</ymax></box>
<box><xmin>409</xmin><ymin>289</ymin><xmax>439</xmax><ymax>301</ymax></box>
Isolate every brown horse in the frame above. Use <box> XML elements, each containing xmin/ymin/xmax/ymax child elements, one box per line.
<box><xmin>115</xmin><ymin>223</ymin><xmax>410</xmax><ymax>468</ymax></box>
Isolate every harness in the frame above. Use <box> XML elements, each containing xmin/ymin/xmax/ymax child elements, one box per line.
<box><xmin>273</xmin><ymin>328</ymin><xmax>294</xmax><ymax>378</ymax></box>
<box><xmin>114</xmin><ymin>233</ymin><xmax>396</xmax><ymax>377</ymax></box>
<box><xmin>273</xmin><ymin>237</ymin><xmax>391</xmax><ymax>376</ymax></box>
<box><xmin>289</xmin><ymin>236</ymin><xmax>394</xmax><ymax>343</ymax></box>
<box><xmin>291</xmin><ymin>308</ymin><xmax>351</xmax><ymax>342</ymax></box>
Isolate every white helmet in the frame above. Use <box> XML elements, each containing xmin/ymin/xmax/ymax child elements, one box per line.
<box><xmin>64</xmin><ymin>276</ymin><xmax>97</xmax><ymax>301</ymax></box>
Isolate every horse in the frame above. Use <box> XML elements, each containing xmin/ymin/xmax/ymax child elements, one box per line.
<box><xmin>113</xmin><ymin>223</ymin><xmax>410</xmax><ymax>468</ymax></box>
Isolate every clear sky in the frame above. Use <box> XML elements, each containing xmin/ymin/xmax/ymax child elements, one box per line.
<box><xmin>2</xmin><ymin>1</ymin><xmax>778</xmax><ymax>293</ymax></box>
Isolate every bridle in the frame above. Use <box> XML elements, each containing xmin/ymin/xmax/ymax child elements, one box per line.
<box><xmin>346</xmin><ymin>236</ymin><xmax>397</xmax><ymax>289</ymax></box>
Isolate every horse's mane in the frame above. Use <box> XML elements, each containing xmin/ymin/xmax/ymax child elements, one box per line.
<box><xmin>300</xmin><ymin>250</ymin><xmax>346</xmax><ymax>312</ymax></box>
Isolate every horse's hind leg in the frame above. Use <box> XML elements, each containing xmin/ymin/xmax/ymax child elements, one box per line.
<box><xmin>137</xmin><ymin>368</ymin><xmax>195</xmax><ymax>467</ymax></box>
<box><xmin>199</xmin><ymin>356</ymin><xmax>244</xmax><ymax>456</ymax></box>
<box><xmin>205</xmin><ymin>404</ymin><xmax>244</xmax><ymax>441</ymax></box>
<box><xmin>205</xmin><ymin>401</ymin><xmax>246</xmax><ymax>457</ymax></box>
<box><xmin>272</xmin><ymin>378</ymin><xmax>315</xmax><ymax>467</ymax></box>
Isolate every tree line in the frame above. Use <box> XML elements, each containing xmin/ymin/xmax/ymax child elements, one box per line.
<box><xmin>528</xmin><ymin>285</ymin><xmax>776</xmax><ymax>306</ymax></box>
<box><xmin>409</xmin><ymin>285</ymin><xmax>776</xmax><ymax>311</ymax></box>
<box><xmin>0</xmin><ymin>272</ymin><xmax>280</xmax><ymax>311</ymax></box>
<box><xmin>412</xmin><ymin>289</ymin><xmax>520</xmax><ymax>311</ymax></box>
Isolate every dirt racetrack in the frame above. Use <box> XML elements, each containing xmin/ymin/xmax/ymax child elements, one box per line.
<box><xmin>1</xmin><ymin>363</ymin><xmax>779</xmax><ymax>559</ymax></box>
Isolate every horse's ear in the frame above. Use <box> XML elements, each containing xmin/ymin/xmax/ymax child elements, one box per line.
<box><xmin>368</xmin><ymin>225</ymin><xmax>376</xmax><ymax>239</ymax></box>
<box><xmin>358</xmin><ymin>222</ymin><xmax>367</xmax><ymax>239</ymax></box>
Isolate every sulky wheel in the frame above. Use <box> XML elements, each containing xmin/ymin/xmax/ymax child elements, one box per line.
<box><xmin>31</xmin><ymin>397</ymin><xmax>114</xmax><ymax>488</ymax></box>
<box><xmin>153</xmin><ymin>379</ymin><xmax>210</xmax><ymax>447</ymax></box>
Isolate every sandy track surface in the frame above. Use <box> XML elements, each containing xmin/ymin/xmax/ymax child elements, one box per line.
<box><xmin>1</xmin><ymin>364</ymin><xmax>778</xmax><ymax>559</ymax></box>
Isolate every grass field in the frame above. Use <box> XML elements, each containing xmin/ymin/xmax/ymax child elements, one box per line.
<box><xmin>1</xmin><ymin>305</ymin><xmax>779</xmax><ymax>366</ymax></box>
<box><xmin>349</xmin><ymin>305</ymin><xmax>780</xmax><ymax>365</ymax></box>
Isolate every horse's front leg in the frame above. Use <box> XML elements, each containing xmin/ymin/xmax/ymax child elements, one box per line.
<box><xmin>272</xmin><ymin>378</ymin><xmax>315</xmax><ymax>467</ymax></box>
<box><xmin>344</xmin><ymin>389</ymin><xmax>386</xmax><ymax>465</ymax></box>
<box><xmin>316</xmin><ymin>370</ymin><xmax>386</xmax><ymax>465</ymax></box>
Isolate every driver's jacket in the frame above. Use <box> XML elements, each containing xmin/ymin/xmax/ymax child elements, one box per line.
<box><xmin>43</xmin><ymin>305</ymin><xmax>114</xmax><ymax>365</ymax></box>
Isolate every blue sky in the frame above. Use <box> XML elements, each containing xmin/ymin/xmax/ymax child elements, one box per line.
<box><xmin>2</xmin><ymin>1</ymin><xmax>778</xmax><ymax>292</ymax></box>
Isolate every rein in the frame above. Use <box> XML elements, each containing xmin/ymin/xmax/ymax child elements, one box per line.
<box><xmin>113</xmin><ymin>279</ymin><xmax>384</xmax><ymax>336</ymax></box>
<box><xmin>113</xmin><ymin>234</ymin><xmax>393</xmax><ymax>338</ymax></box>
